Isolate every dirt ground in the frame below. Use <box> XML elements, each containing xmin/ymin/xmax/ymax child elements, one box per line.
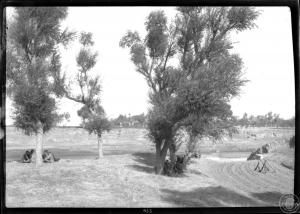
<box><xmin>5</xmin><ymin>127</ymin><xmax>295</xmax><ymax>207</ymax></box>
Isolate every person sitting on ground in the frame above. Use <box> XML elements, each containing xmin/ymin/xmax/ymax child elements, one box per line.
<box><xmin>191</xmin><ymin>151</ymin><xmax>201</xmax><ymax>158</ymax></box>
<box><xmin>247</xmin><ymin>148</ymin><xmax>262</xmax><ymax>161</ymax></box>
<box><xmin>261</xmin><ymin>143</ymin><xmax>270</xmax><ymax>153</ymax></box>
<box><xmin>21</xmin><ymin>149</ymin><xmax>34</xmax><ymax>163</ymax></box>
<box><xmin>42</xmin><ymin>150</ymin><xmax>60</xmax><ymax>163</ymax></box>
<box><xmin>175</xmin><ymin>153</ymin><xmax>192</xmax><ymax>172</ymax></box>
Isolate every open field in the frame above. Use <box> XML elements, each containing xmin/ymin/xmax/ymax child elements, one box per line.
<box><xmin>5</xmin><ymin>127</ymin><xmax>295</xmax><ymax>207</ymax></box>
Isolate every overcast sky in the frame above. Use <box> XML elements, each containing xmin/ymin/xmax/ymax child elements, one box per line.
<box><xmin>6</xmin><ymin>7</ymin><xmax>295</xmax><ymax>126</ymax></box>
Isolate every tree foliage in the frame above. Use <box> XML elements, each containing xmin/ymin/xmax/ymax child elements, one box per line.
<box><xmin>84</xmin><ymin>115</ymin><xmax>111</xmax><ymax>137</ymax></box>
<box><xmin>7</xmin><ymin>7</ymin><xmax>75</xmax><ymax>135</ymax></box>
<box><xmin>12</xmin><ymin>85</ymin><xmax>59</xmax><ymax>135</ymax></box>
<box><xmin>62</xmin><ymin>32</ymin><xmax>111</xmax><ymax>137</ymax></box>
<box><xmin>7</xmin><ymin>8</ymin><xmax>74</xmax><ymax>91</ymax></box>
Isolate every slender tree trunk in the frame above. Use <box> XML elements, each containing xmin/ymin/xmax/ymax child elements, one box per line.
<box><xmin>41</xmin><ymin>133</ymin><xmax>44</xmax><ymax>153</ymax></box>
<box><xmin>35</xmin><ymin>121</ymin><xmax>43</xmax><ymax>167</ymax></box>
<box><xmin>155</xmin><ymin>151</ymin><xmax>164</xmax><ymax>175</ymax></box>
<box><xmin>97</xmin><ymin>136</ymin><xmax>103</xmax><ymax>161</ymax></box>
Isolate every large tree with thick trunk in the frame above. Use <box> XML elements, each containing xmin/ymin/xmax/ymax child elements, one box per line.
<box><xmin>120</xmin><ymin>7</ymin><xmax>259</xmax><ymax>174</ymax></box>
<box><xmin>6</xmin><ymin>7</ymin><xmax>75</xmax><ymax>166</ymax></box>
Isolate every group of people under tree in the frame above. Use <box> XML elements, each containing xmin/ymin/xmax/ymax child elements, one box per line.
<box><xmin>20</xmin><ymin>149</ymin><xmax>59</xmax><ymax>163</ymax></box>
<box><xmin>7</xmin><ymin>7</ymin><xmax>260</xmax><ymax>175</ymax></box>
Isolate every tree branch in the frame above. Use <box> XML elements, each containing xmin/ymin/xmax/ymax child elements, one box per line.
<box><xmin>65</xmin><ymin>93</ymin><xmax>83</xmax><ymax>104</ymax></box>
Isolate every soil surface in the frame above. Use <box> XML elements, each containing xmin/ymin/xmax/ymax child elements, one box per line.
<box><xmin>5</xmin><ymin>127</ymin><xmax>295</xmax><ymax>207</ymax></box>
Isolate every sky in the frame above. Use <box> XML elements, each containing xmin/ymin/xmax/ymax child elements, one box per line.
<box><xmin>5</xmin><ymin>7</ymin><xmax>295</xmax><ymax>126</ymax></box>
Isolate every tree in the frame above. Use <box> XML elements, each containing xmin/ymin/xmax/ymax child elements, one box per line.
<box><xmin>84</xmin><ymin>113</ymin><xmax>111</xmax><ymax>160</ymax></box>
<box><xmin>59</xmin><ymin>32</ymin><xmax>111</xmax><ymax>160</ymax></box>
<box><xmin>264</xmin><ymin>111</ymin><xmax>273</xmax><ymax>127</ymax></box>
<box><xmin>240</xmin><ymin>113</ymin><xmax>249</xmax><ymax>127</ymax></box>
<box><xmin>7</xmin><ymin>7</ymin><xmax>75</xmax><ymax>166</ymax></box>
<box><xmin>272</xmin><ymin>113</ymin><xmax>280</xmax><ymax>127</ymax></box>
<box><xmin>120</xmin><ymin>7</ymin><xmax>259</xmax><ymax>174</ymax></box>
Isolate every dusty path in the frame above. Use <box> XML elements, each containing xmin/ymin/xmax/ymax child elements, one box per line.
<box><xmin>195</xmin><ymin>157</ymin><xmax>294</xmax><ymax>206</ymax></box>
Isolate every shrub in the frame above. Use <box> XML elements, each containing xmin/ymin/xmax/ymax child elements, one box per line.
<box><xmin>163</xmin><ymin>154</ymin><xmax>192</xmax><ymax>176</ymax></box>
<box><xmin>163</xmin><ymin>159</ymin><xmax>174</xmax><ymax>176</ymax></box>
<box><xmin>289</xmin><ymin>136</ymin><xmax>295</xmax><ymax>148</ymax></box>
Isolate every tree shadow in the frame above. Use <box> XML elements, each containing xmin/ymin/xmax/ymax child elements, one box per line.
<box><xmin>128</xmin><ymin>164</ymin><xmax>154</xmax><ymax>173</ymax></box>
<box><xmin>132</xmin><ymin>152</ymin><xmax>156</xmax><ymax>167</ymax></box>
<box><xmin>251</xmin><ymin>191</ymin><xmax>284</xmax><ymax>206</ymax></box>
<box><xmin>161</xmin><ymin>186</ymin><xmax>266</xmax><ymax>207</ymax></box>
<box><xmin>128</xmin><ymin>152</ymin><xmax>156</xmax><ymax>173</ymax></box>
<box><xmin>129</xmin><ymin>152</ymin><xmax>202</xmax><ymax>177</ymax></box>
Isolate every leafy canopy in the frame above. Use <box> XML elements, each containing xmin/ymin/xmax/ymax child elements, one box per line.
<box><xmin>12</xmin><ymin>84</ymin><xmax>63</xmax><ymax>135</ymax></box>
<box><xmin>7</xmin><ymin>7</ymin><xmax>75</xmax><ymax>135</ymax></box>
<box><xmin>60</xmin><ymin>31</ymin><xmax>111</xmax><ymax>137</ymax></box>
<box><xmin>120</xmin><ymin>7</ymin><xmax>260</xmax><ymax>146</ymax></box>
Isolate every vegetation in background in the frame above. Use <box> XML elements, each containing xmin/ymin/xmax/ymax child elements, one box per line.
<box><xmin>236</xmin><ymin>112</ymin><xmax>295</xmax><ymax>128</ymax></box>
<box><xmin>6</xmin><ymin>7</ymin><xmax>75</xmax><ymax>166</ymax></box>
<box><xmin>111</xmin><ymin>113</ymin><xmax>147</xmax><ymax>128</ymax></box>
<box><xmin>120</xmin><ymin>7</ymin><xmax>260</xmax><ymax>174</ymax></box>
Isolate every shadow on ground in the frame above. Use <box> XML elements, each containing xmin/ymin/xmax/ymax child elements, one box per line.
<box><xmin>129</xmin><ymin>152</ymin><xmax>204</xmax><ymax>177</ymax></box>
<box><xmin>251</xmin><ymin>191</ymin><xmax>284</xmax><ymax>206</ymax></box>
<box><xmin>6</xmin><ymin>148</ymin><xmax>145</xmax><ymax>162</ymax></box>
<box><xmin>128</xmin><ymin>152</ymin><xmax>156</xmax><ymax>174</ymax></box>
<box><xmin>160</xmin><ymin>186</ymin><xmax>267</xmax><ymax>207</ymax></box>
<box><xmin>6</xmin><ymin>149</ymin><xmax>98</xmax><ymax>161</ymax></box>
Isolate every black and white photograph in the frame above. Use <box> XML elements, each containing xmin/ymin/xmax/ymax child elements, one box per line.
<box><xmin>3</xmin><ymin>6</ymin><xmax>297</xmax><ymax>208</ymax></box>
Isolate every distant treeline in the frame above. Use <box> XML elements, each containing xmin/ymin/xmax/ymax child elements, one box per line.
<box><xmin>110</xmin><ymin>112</ymin><xmax>295</xmax><ymax>129</ymax></box>
<box><xmin>234</xmin><ymin>112</ymin><xmax>295</xmax><ymax>128</ymax></box>
<box><xmin>6</xmin><ymin>112</ymin><xmax>294</xmax><ymax>129</ymax></box>
<box><xmin>110</xmin><ymin>113</ymin><xmax>146</xmax><ymax>128</ymax></box>
<box><xmin>55</xmin><ymin>126</ymin><xmax>82</xmax><ymax>128</ymax></box>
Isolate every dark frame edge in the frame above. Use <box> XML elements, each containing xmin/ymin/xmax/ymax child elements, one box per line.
<box><xmin>0</xmin><ymin>0</ymin><xmax>299</xmax><ymax>214</ymax></box>
<box><xmin>290</xmin><ymin>0</ymin><xmax>300</xmax><ymax>205</ymax></box>
<box><xmin>0</xmin><ymin>0</ymin><xmax>299</xmax><ymax>7</ymax></box>
<box><xmin>0</xmin><ymin>2</ymin><xmax>6</xmax><ymax>214</ymax></box>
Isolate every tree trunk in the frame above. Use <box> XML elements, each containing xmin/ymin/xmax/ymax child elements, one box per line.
<box><xmin>41</xmin><ymin>134</ymin><xmax>44</xmax><ymax>153</ymax></box>
<box><xmin>97</xmin><ymin>136</ymin><xmax>103</xmax><ymax>160</ymax></box>
<box><xmin>154</xmin><ymin>139</ymin><xmax>171</xmax><ymax>175</ymax></box>
<box><xmin>35</xmin><ymin>121</ymin><xmax>43</xmax><ymax>167</ymax></box>
<box><xmin>187</xmin><ymin>135</ymin><xmax>196</xmax><ymax>154</ymax></box>
<box><xmin>155</xmin><ymin>153</ymin><xmax>164</xmax><ymax>175</ymax></box>
<box><xmin>169</xmin><ymin>143</ymin><xmax>176</xmax><ymax>164</ymax></box>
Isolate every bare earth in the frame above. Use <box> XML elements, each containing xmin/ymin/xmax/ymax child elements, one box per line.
<box><xmin>5</xmin><ymin>127</ymin><xmax>295</xmax><ymax>207</ymax></box>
